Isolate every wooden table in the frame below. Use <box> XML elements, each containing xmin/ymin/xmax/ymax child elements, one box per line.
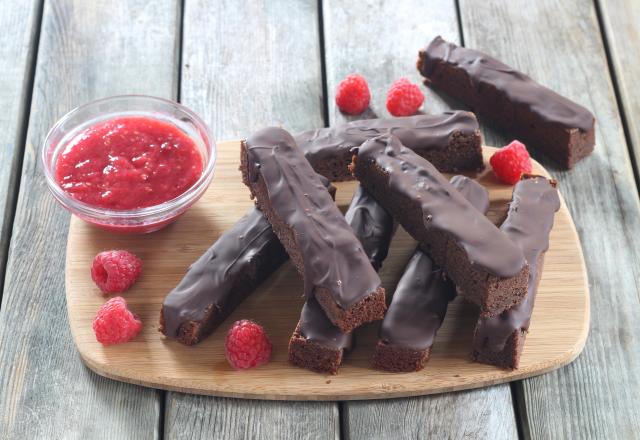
<box><xmin>0</xmin><ymin>1</ymin><xmax>638</xmax><ymax>438</ymax></box>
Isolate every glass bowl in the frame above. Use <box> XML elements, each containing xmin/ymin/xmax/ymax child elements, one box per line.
<box><xmin>42</xmin><ymin>95</ymin><xmax>216</xmax><ymax>233</ymax></box>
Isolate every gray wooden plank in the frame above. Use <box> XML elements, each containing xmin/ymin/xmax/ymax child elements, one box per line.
<box><xmin>0</xmin><ymin>0</ymin><xmax>42</xmax><ymax>295</ymax></box>
<box><xmin>597</xmin><ymin>0</ymin><xmax>640</xmax><ymax>174</ymax></box>
<box><xmin>164</xmin><ymin>2</ymin><xmax>336</xmax><ymax>439</ymax></box>
<box><xmin>0</xmin><ymin>0</ymin><xmax>181</xmax><ymax>438</ymax></box>
<box><xmin>459</xmin><ymin>0</ymin><xmax>640</xmax><ymax>438</ymax></box>
<box><xmin>165</xmin><ymin>395</ymin><xmax>339</xmax><ymax>440</ymax></box>
<box><xmin>322</xmin><ymin>1</ymin><xmax>518</xmax><ymax>439</ymax></box>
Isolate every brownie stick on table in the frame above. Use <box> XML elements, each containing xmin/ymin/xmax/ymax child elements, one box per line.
<box><xmin>294</xmin><ymin>111</ymin><xmax>483</xmax><ymax>182</ymax></box>
<box><xmin>374</xmin><ymin>176</ymin><xmax>490</xmax><ymax>372</ymax></box>
<box><xmin>289</xmin><ymin>186</ymin><xmax>395</xmax><ymax>374</ymax></box>
<box><xmin>472</xmin><ymin>175</ymin><xmax>560</xmax><ymax>369</ymax></box>
<box><xmin>350</xmin><ymin>134</ymin><xmax>529</xmax><ymax>317</ymax></box>
<box><xmin>159</xmin><ymin>177</ymin><xmax>336</xmax><ymax>346</ymax></box>
<box><xmin>241</xmin><ymin>127</ymin><xmax>386</xmax><ymax>333</ymax></box>
<box><xmin>417</xmin><ymin>36</ymin><xmax>595</xmax><ymax>169</ymax></box>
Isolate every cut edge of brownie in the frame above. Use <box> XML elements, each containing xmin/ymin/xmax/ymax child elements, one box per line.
<box><xmin>373</xmin><ymin>341</ymin><xmax>432</xmax><ymax>373</ymax></box>
<box><xmin>288</xmin><ymin>324</ymin><xmax>345</xmax><ymax>375</ymax></box>
<box><xmin>471</xmin><ymin>330</ymin><xmax>524</xmax><ymax>370</ymax></box>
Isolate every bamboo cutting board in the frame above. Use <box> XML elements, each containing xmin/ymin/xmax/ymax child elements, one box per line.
<box><xmin>65</xmin><ymin>141</ymin><xmax>589</xmax><ymax>401</ymax></box>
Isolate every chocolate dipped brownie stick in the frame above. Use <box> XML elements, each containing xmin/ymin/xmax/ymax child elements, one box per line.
<box><xmin>294</xmin><ymin>111</ymin><xmax>483</xmax><ymax>181</ymax></box>
<box><xmin>417</xmin><ymin>36</ymin><xmax>595</xmax><ymax>169</ymax></box>
<box><xmin>374</xmin><ymin>176</ymin><xmax>489</xmax><ymax>372</ymax></box>
<box><xmin>159</xmin><ymin>177</ymin><xmax>336</xmax><ymax>345</ymax></box>
<box><xmin>472</xmin><ymin>175</ymin><xmax>560</xmax><ymax>369</ymax></box>
<box><xmin>241</xmin><ymin>127</ymin><xmax>386</xmax><ymax>332</ymax></box>
<box><xmin>351</xmin><ymin>134</ymin><xmax>529</xmax><ymax>317</ymax></box>
<box><xmin>289</xmin><ymin>186</ymin><xmax>395</xmax><ymax>374</ymax></box>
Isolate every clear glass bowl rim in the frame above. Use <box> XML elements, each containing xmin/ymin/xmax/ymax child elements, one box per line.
<box><xmin>41</xmin><ymin>94</ymin><xmax>216</xmax><ymax>221</ymax></box>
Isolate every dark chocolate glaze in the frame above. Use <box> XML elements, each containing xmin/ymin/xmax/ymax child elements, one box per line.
<box><xmin>245</xmin><ymin>127</ymin><xmax>381</xmax><ymax>308</ymax></box>
<box><xmin>294</xmin><ymin>111</ymin><xmax>479</xmax><ymax>167</ymax></box>
<box><xmin>474</xmin><ymin>176</ymin><xmax>560</xmax><ymax>352</ymax></box>
<box><xmin>344</xmin><ymin>186</ymin><xmax>395</xmax><ymax>271</ymax></box>
<box><xmin>420</xmin><ymin>37</ymin><xmax>594</xmax><ymax>132</ymax></box>
<box><xmin>379</xmin><ymin>175</ymin><xmax>489</xmax><ymax>350</ymax></box>
<box><xmin>161</xmin><ymin>174</ymin><xmax>335</xmax><ymax>340</ymax></box>
<box><xmin>299</xmin><ymin>185</ymin><xmax>395</xmax><ymax>349</ymax></box>
<box><xmin>356</xmin><ymin>134</ymin><xmax>525</xmax><ymax>277</ymax></box>
<box><xmin>449</xmin><ymin>175</ymin><xmax>490</xmax><ymax>214</ymax></box>
<box><xmin>161</xmin><ymin>207</ymin><xmax>286</xmax><ymax>338</ymax></box>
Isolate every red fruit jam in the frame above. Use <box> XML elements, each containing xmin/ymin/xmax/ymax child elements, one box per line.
<box><xmin>55</xmin><ymin>117</ymin><xmax>203</xmax><ymax>211</ymax></box>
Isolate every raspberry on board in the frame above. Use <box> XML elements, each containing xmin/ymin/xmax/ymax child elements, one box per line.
<box><xmin>386</xmin><ymin>78</ymin><xmax>425</xmax><ymax>116</ymax></box>
<box><xmin>92</xmin><ymin>297</ymin><xmax>142</xmax><ymax>345</ymax></box>
<box><xmin>335</xmin><ymin>74</ymin><xmax>371</xmax><ymax>115</ymax></box>
<box><xmin>225</xmin><ymin>319</ymin><xmax>272</xmax><ymax>369</ymax></box>
<box><xmin>91</xmin><ymin>250</ymin><xmax>142</xmax><ymax>294</ymax></box>
<box><xmin>489</xmin><ymin>140</ymin><xmax>533</xmax><ymax>184</ymax></box>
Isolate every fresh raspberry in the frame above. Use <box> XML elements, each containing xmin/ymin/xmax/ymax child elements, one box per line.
<box><xmin>490</xmin><ymin>140</ymin><xmax>533</xmax><ymax>184</ymax></box>
<box><xmin>92</xmin><ymin>297</ymin><xmax>142</xmax><ymax>345</ymax></box>
<box><xmin>91</xmin><ymin>250</ymin><xmax>142</xmax><ymax>294</ymax></box>
<box><xmin>224</xmin><ymin>319</ymin><xmax>272</xmax><ymax>369</ymax></box>
<box><xmin>386</xmin><ymin>78</ymin><xmax>425</xmax><ymax>116</ymax></box>
<box><xmin>335</xmin><ymin>74</ymin><xmax>371</xmax><ymax>115</ymax></box>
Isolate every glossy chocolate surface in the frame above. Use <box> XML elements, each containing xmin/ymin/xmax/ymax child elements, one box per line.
<box><xmin>380</xmin><ymin>175</ymin><xmax>489</xmax><ymax>350</ymax></box>
<box><xmin>356</xmin><ymin>134</ymin><xmax>525</xmax><ymax>277</ymax></box>
<box><xmin>245</xmin><ymin>127</ymin><xmax>381</xmax><ymax>308</ymax></box>
<box><xmin>474</xmin><ymin>176</ymin><xmax>560</xmax><ymax>351</ymax></box>
<box><xmin>420</xmin><ymin>37</ymin><xmax>594</xmax><ymax>133</ymax></box>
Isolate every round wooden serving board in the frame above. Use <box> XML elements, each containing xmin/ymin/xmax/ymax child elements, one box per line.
<box><xmin>66</xmin><ymin>141</ymin><xmax>589</xmax><ymax>401</ymax></box>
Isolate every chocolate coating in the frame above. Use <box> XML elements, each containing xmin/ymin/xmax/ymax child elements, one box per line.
<box><xmin>161</xmin><ymin>207</ymin><xmax>286</xmax><ymax>339</ymax></box>
<box><xmin>299</xmin><ymin>185</ymin><xmax>395</xmax><ymax>349</ymax></box>
<box><xmin>355</xmin><ymin>134</ymin><xmax>525</xmax><ymax>277</ymax></box>
<box><xmin>380</xmin><ymin>176</ymin><xmax>489</xmax><ymax>350</ymax></box>
<box><xmin>244</xmin><ymin>127</ymin><xmax>381</xmax><ymax>308</ymax></box>
<box><xmin>474</xmin><ymin>176</ymin><xmax>560</xmax><ymax>351</ymax></box>
<box><xmin>419</xmin><ymin>37</ymin><xmax>594</xmax><ymax>132</ymax></box>
<box><xmin>295</xmin><ymin>111</ymin><xmax>480</xmax><ymax>167</ymax></box>
<box><xmin>344</xmin><ymin>186</ymin><xmax>395</xmax><ymax>271</ymax></box>
<box><xmin>161</xmin><ymin>175</ymin><xmax>335</xmax><ymax>343</ymax></box>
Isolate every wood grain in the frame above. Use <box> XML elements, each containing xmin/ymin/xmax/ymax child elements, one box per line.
<box><xmin>0</xmin><ymin>0</ymin><xmax>41</xmax><ymax>294</ymax></box>
<box><xmin>597</xmin><ymin>0</ymin><xmax>640</xmax><ymax>172</ymax></box>
<box><xmin>321</xmin><ymin>0</ymin><xmax>518</xmax><ymax>437</ymax></box>
<box><xmin>0</xmin><ymin>0</ymin><xmax>180</xmax><ymax>438</ymax></box>
<box><xmin>167</xmin><ymin>1</ymin><xmax>333</xmax><ymax>438</ymax></box>
<box><xmin>65</xmin><ymin>143</ymin><xmax>589</xmax><ymax>400</ymax></box>
<box><xmin>459</xmin><ymin>0</ymin><xmax>640</xmax><ymax>438</ymax></box>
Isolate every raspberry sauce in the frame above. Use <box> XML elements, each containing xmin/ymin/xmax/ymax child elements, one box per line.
<box><xmin>55</xmin><ymin>117</ymin><xmax>203</xmax><ymax>211</ymax></box>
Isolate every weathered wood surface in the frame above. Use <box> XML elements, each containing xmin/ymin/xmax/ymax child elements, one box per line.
<box><xmin>597</xmin><ymin>0</ymin><xmax>640</xmax><ymax>172</ymax></box>
<box><xmin>322</xmin><ymin>1</ymin><xmax>517</xmax><ymax>438</ymax></box>
<box><xmin>0</xmin><ymin>0</ymin><xmax>180</xmax><ymax>438</ymax></box>
<box><xmin>459</xmin><ymin>0</ymin><xmax>640</xmax><ymax>438</ymax></box>
<box><xmin>164</xmin><ymin>1</ymin><xmax>336</xmax><ymax>438</ymax></box>
<box><xmin>0</xmin><ymin>0</ymin><xmax>42</xmax><ymax>294</ymax></box>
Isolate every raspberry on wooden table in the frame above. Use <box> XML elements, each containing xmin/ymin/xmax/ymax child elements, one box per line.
<box><xmin>335</xmin><ymin>74</ymin><xmax>371</xmax><ymax>115</ymax></box>
<box><xmin>92</xmin><ymin>297</ymin><xmax>142</xmax><ymax>345</ymax></box>
<box><xmin>91</xmin><ymin>250</ymin><xmax>142</xmax><ymax>294</ymax></box>
<box><xmin>489</xmin><ymin>140</ymin><xmax>533</xmax><ymax>184</ymax></box>
<box><xmin>225</xmin><ymin>319</ymin><xmax>272</xmax><ymax>369</ymax></box>
<box><xmin>386</xmin><ymin>78</ymin><xmax>424</xmax><ymax>116</ymax></box>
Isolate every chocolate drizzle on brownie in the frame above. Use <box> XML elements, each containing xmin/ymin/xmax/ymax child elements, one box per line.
<box><xmin>473</xmin><ymin>176</ymin><xmax>560</xmax><ymax>352</ymax></box>
<box><xmin>296</xmin><ymin>111</ymin><xmax>479</xmax><ymax>162</ymax></box>
<box><xmin>354</xmin><ymin>134</ymin><xmax>525</xmax><ymax>277</ymax></box>
<box><xmin>160</xmin><ymin>208</ymin><xmax>287</xmax><ymax>341</ymax></box>
<box><xmin>160</xmin><ymin>175</ymin><xmax>335</xmax><ymax>345</ymax></box>
<box><xmin>378</xmin><ymin>176</ymin><xmax>489</xmax><ymax>353</ymax></box>
<box><xmin>243</xmin><ymin>127</ymin><xmax>382</xmax><ymax>309</ymax></box>
<box><xmin>297</xmin><ymin>186</ymin><xmax>394</xmax><ymax>351</ymax></box>
<box><xmin>419</xmin><ymin>37</ymin><xmax>594</xmax><ymax>132</ymax></box>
